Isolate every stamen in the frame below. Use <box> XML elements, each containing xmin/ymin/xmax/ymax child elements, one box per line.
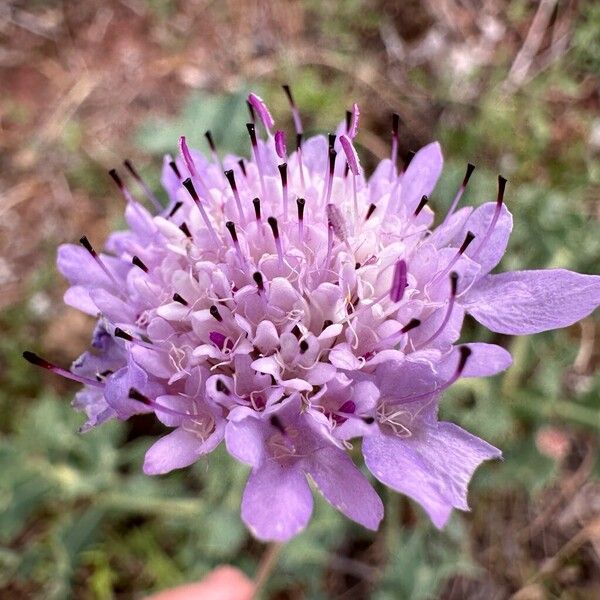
<box><xmin>253</xmin><ymin>271</ymin><xmax>265</xmax><ymax>292</ymax></box>
<box><xmin>225</xmin><ymin>221</ymin><xmax>246</xmax><ymax>266</ymax></box>
<box><xmin>238</xmin><ymin>159</ymin><xmax>247</xmax><ymax>177</ymax></box>
<box><xmin>365</xmin><ymin>203</ymin><xmax>377</xmax><ymax>221</ymax></box>
<box><xmin>278</xmin><ymin>163</ymin><xmax>289</xmax><ymax>221</ymax></box>
<box><xmin>246</xmin><ymin>123</ymin><xmax>266</xmax><ymax>197</ymax></box>
<box><xmin>168</xmin><ymin>159</ymin><xmax>181</xmax><ymax>179</ymax></box>
<box><xmin>209</xmin><ymin>305</ymin><xmax>223</xmax><ymax>322</ymax></box>
<box><xmin>114</xmin><ymin>327</ymin><xmax>159</xmax><ymax>351</ymax></box>
<box><xmin>109</xmin><ymin>168</ymin><xmax>136</xmax><ymax>204</ymax></box>
<box><xmin>23</xmin><ymin>351</ymin><xmax>104</xmax><ymax>388</ymax></box>
<box><xmin>173</xmin><ymin>293</ymin><xmax>188</xmax><ymax>305</ymax></box>
<box><xmin>132</xmin><ymin>255</ymin><xmax>148</xmax><ymax>272</ymax></box>
<box><xmin>79</xmin><ymin>236</ymin><xmax>119</xmax><ymax>286</ymax></box>
<box><xmin>372</xmin><ymin>318</ymin><xmax>421</xmax><ymax>352</ymax></box>
<box><xmin>205</xmin><ymin>130</ymin><xmax>223</xmax><ymax>171</ymax></box>
<box><xmin>388</xmin><ymin>345</ymin><xmax>472</xmax><ymax>406</ymax></box>
<box><xmin>390</xmin><ymin>259</ymin><xmax>407</xmax><ymax>303</ymax></box>
<box><xmin>224</xmin><ymin>169</ymin><xmax>245</xmax><ymax>222</ymax></box>
<box><xmin>441</xmin><ymin>163</ymin><xmax>476</xmax><ymax>226</ymax></box>
<box><xmin>414</xmin><ymin>195</ymin><xmax>429</xmax><ymax>217</ymax></box>
<box><xmin>433</xmin><ymin>231</ymin><xmax>475</xmax><ymax>283</ymax></box>
<box><xmin>471</xmin><ymin>175</ymin><xmax>507</xmax><ymax>258</ymax></box>
<box><xmin>267</xmin><ymin>217</ymin><xmax>284</xmax><ymax>268</ymax></box>
<box><xmin>128</xmin><ymin>388</ymin><xmax>195</xmax><ymax>418</ymax></box>
<box><xmin>324</xmin><ymin>148</ymin><xmax>337</xmax><ymax>204</ymax></box>
<box><xmin>182</xmin><ymin>178</ymin><xmax>218</xmax><ymax>244</ymax></box>
<box><xmin>246</xmin><ymin>100</ymin><xmax>255</xmax><ymax>123</ymax></box>
<box><xmin>168</xmin><ymin>201</ymin><xmax>183</xmax><ymax>218</ymax></box>
<box><xmin>296</xmin><ymin>197</ymin><xmax>305</xmax><ymax>240</ymax></box>
<box><xmin>123</xmin><ymin>159</ymin><xmax>162</xmax><ymax>211</ymax></box>
<box><xmin>282</xmin><ymin>84</ymin><xmax>303</xmax><ymax>134</ymax></box>
<box><xmin>415</xmin><ymin>272</ymin><xmax>458</xmax><ymax>349</ymax></box>
<box><xmin>401</xmin><ymin>318</ymin><xmax>421</xmax><ymax>333</ymax></box>
<box><xmin>216</xmin><ymin>379</ymin><xmax>230</xmax><ymax>395</ymax></box>
<box><xmin>179</xmin><ymin>222</ymin><xmax>192</xmax><ymax>239</ymax></box>
<box><xmin>252</xmin><ymin>197</ymin><xmax>262</xmax><ymax>222</ymax></box>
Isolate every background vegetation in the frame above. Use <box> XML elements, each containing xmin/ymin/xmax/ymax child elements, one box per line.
<box><xmin>1</xmin><ymin>1</ymin><xmax>599</xmax><ymax>597</ymax></box>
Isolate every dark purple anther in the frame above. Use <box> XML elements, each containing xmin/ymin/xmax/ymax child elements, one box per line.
<box><xmin>238</xmin><ymin>158</ymin><xmax>247</xmax><ymax>177</ymax></box>
<box><xmin>182</xmin><ymin>177</ymin><xmax>218</xmax><ymax>243</ymax></box>
<box><xmin>132</xmin><ymin>256</ymin><xmax>148</xmax><ymax>272</ymax></box>
<box><xmin>282</xmin><ymin>84</ymin><xmax>303</xmax><ymax>134</ymax></box>
<box><xmin>210</xmin><ymin>305</ymin><xmax>223</xmax><ymax>322</ymax></box>
<box><xmin>168</xmin><ymin>201</ymin><xmax>183</xmax><ymax>218</ymax></box>
<box><xmin>401</xmin><ymin>318</ymin><xmax>421</xmax><ymax>333</ymax></box>
<box><xmin>253</xmin><ymin>271</ymin><xmax>265</xmax><ymax>291</ymax></box>
<box><xmin>414</xmin><ymin>195</ymin><xmax>429</xmax><ymax>216</ymax></box>
<box><xmin>173</xmin><ymin>293</ymin><xmax>188</xmax><ymax>305</ymax></box>
<box><xmin>79</xmin><ymin>235</ymin><xmax>119</xmax><ymax>286</ymax></box>
<box><xmin>278</xmin><ymin>163</ymin><xmax>288</xmax><ymax>220</ymax></box>
<box><xmin>179</xmin><ymin>222</ymin><xmax>192</xmax><ymax>238</ymax></box>
<box><xmin>442</xmin><ymin>163</ymin><xmax>476</xmax><ymax>226</ymax></box>
<box><xmin>23</xmin><ymin>351</ymin><xmax>103</xmax><ymax>388</ymax></box>
<box><xmin>365</xmin><ymin>203</ymin><xmax>377</xmax><ymax>221</ymax></box>
<box><xmin>169</xmin><ymin>160</ymin><xmax>181</xmax><ymax>179</ymax></box>
<box><xmin>225</xmin><ymin>169</ymin><xmax>244</xmax><ymax>222</ymax></box>
<box><xmin>253</xmin><ymin>197</ymin><xmax>261</xmax><ymax>222</ymax></box>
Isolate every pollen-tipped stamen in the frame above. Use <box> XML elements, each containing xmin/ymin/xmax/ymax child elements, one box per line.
<box><xmin>388</xmin><ymin>346</ymin><xmax>472</xmax><ymax>405</ymax></box>
<box><xmin>441</xmin><ymin>163</ymin><xmax>476</xmax><ymax>226</ymax></box>
<box><xmin>224</xmin><ymin>169</ymin><xmax>245</xmax><ymax>223</ymax></box>
<box><xmin>471</xmin><ymin>175</ymin><xmax>507</xmax><ymax>259</ymax></box>
<box><xmin>23</xmin><ymin>351</ymin><xmax>104</xmax><ymax>388</ymax></box>
<box><xmin>181</xmin><ymin>178</ymin><xmax>218</xmax><ymax>244</ymax></box>
<box><xmin>415</xmin><ymin>272</ymin><xmax>458</xmax><ymax>349</ymax></box>
<box><xmin>278</xmin><ymin>163</ymin><xmax>289</xmax><ymax>221</ymax></box>
<box><xmin>267</xmin><ymin>216</ymin><xmax>284</xmax><ymax>268</ymax></box>
<box><xmin>123</xmin><ymin>159</ymin><xmax>162</xmax><ymax>211</ymax></box>
<box><xmin>79</xmin><ymin>236</ymin><xmax>120</xmax><ymax>287</ymax></box>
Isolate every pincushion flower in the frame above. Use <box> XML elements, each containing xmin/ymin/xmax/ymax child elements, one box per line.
<box><xmin>25</xmin><ymin>89</ymin><xmax>600</xmax><ymax>542</ymax></box>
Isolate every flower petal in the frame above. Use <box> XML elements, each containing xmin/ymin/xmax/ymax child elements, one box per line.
<box><xmin>463</xmin><ymin>269</ymin><xmax>600</xmax><ymax>334</ymax></box>
<box><xmin>363</xmin><ymin>423</ymin><xmax>501</xmax><ymax>528</ymax></box>
<box><xmin>306</xmin><ymin>447</ymin><xmax>383</xmax><ymax>530</ymax></box>
<box><xmin>143</xmin><ymin>424</ymin><xmax>223</xmax><ymax>475</ymax></box>
<box><xmin>241</xmin><ymin>462</ymin><xmax>313</xmax><ymax>542</ymax></box>
<box><xmin>400</xmin><ymin>142</ymin><xmax>443</xmax><ymax>213</ymax></box>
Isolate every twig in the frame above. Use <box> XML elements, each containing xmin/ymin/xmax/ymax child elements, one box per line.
<box><xmin>503</xmin><ymin>0</ymin><xmax>558</xmax><ymax>92</ymax></box>
<box><xmin>253</xmin><ymin>542</ymin><xmax>283</xmax><ymax>599</ymax></box>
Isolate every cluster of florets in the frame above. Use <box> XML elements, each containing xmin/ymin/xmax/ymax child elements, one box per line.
<box><xmin>25</xmin><ymin>90</ymin><xmax>600</xmax><ymax>541</ymax></box>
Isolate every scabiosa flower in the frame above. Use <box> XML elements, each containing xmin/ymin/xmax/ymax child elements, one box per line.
<box><xmin>25</xmin><ymin>89</ymin><xmax>600</xmax><ymax>542</ymax></box>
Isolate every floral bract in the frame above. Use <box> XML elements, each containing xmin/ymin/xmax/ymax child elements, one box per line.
<box><xmin>26</xmin><ymin>90</ymin><xmax>600</xmax><ymax>542</ymax></box>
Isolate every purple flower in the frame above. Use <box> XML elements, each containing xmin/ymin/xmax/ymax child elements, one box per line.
<box><xmin>24</xmin><ymin>88</ymin><xmax>600</xmax><ymax>542</ymax></box>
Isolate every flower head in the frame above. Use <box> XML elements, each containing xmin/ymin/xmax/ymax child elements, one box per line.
<box><xmin>25</xmin><ymin>88</ymin><xmax>600</xmax><ymax>541</ymax></box>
